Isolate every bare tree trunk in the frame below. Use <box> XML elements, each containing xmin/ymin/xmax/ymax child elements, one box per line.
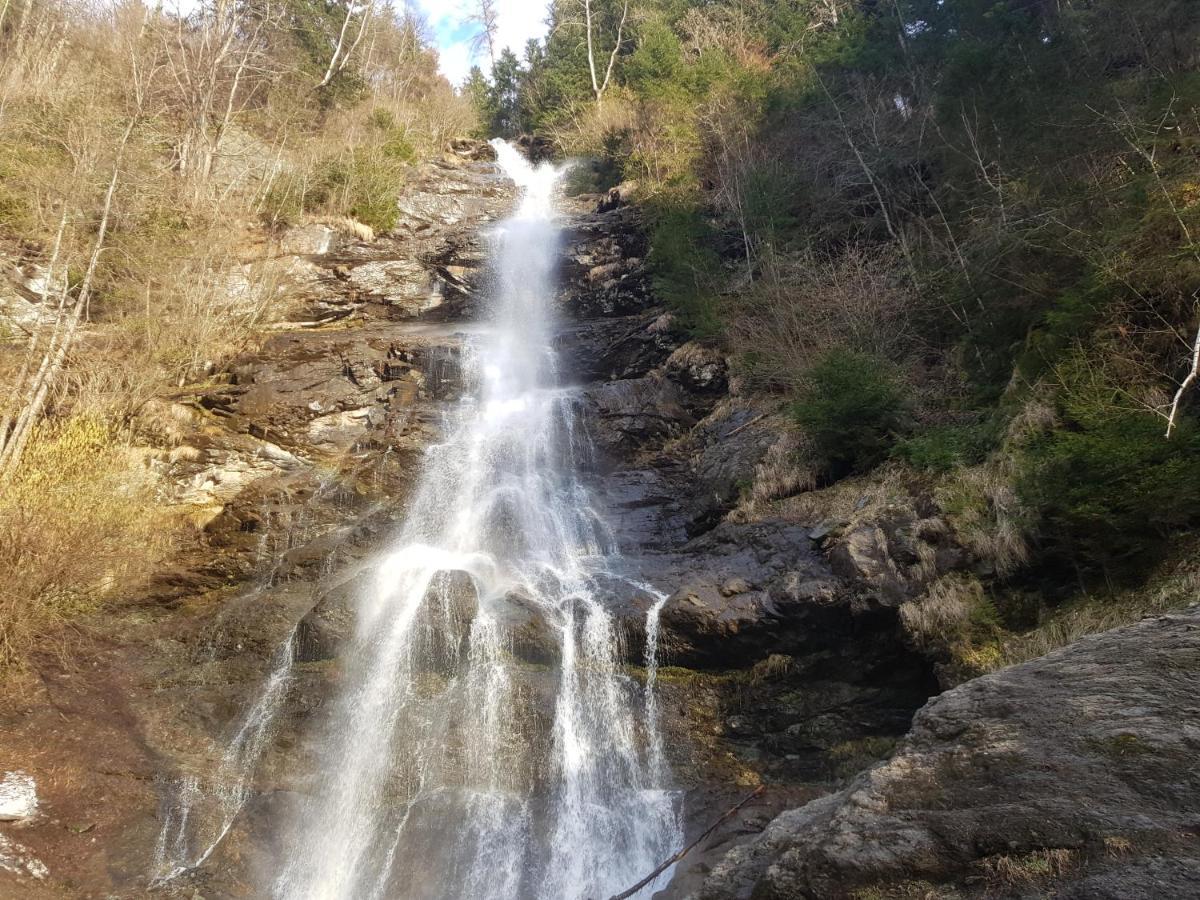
<box><xmin>1167</xmin><ymin>317</ymin><xmax>1200</xmax><ymax>438</ymax></box>
<box><xmin>470</xmin><ymin>0</ymin><xmax>498</xmax><ymax>63</ymax></box>
<box><xmin>0</xmin><ymin>120</ymin><xmax>134</xmax><ymax>478</ymax></box>
<box><xmin>584</xmin><ymin>0</ymin><xmax>628</xmax><ymax>106</ymax></box>
<box><xmin>318</xmin><ymin>0</ymin><xmax>375</xmax><ymax>88</ymax></box>
<box><xmin>1100</xmin><ymin>96</ymin><xmax>1200</xmax><ymax>436</ymax></box>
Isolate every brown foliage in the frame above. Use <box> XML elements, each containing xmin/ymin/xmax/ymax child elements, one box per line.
<box><xmin>730</xmin><ymin>246</ymin><xmax>923</xmax><ymax>391</ymax></box>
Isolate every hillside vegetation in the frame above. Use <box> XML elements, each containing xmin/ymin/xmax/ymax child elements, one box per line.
<box><xmin>4</xmin><ymin>0</ymin><xmax>1200</xmax><ymax>684</ymax></box>
<box><xmin>0</xmin><ymin>0</ymin><xmax>473</xmax><ymax>677</ymax></box>
<box><xmin>469</xmin><ymin>0</ymin><xmax>1200</xmax><ymax>673</ymax></box>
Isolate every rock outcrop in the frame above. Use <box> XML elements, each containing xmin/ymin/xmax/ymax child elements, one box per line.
<box><xmin>692</xmin><ymin>609</ymin><xmax>1200</xmax><ymax>899</ymax></box>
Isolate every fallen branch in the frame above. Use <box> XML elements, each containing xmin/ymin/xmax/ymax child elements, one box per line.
<box><xmin>726</xmin><ymin>413</ymin><xmax>767</xmax><ymax>439</ymax></box>
<box><xmin>605</xmin><ymin>784</ymin><xmax>765</xmax><ymax>900</ymax></box>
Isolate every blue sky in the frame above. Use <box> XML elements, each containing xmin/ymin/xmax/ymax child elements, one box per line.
<box><xmin>415</xmin><ymin>0</ymin><xmax>551</xmax><ymax>86</ymax></box>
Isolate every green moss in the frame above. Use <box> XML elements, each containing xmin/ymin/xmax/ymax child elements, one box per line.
<box><xmin>1091</xmin><ymin>732</ymin><xmax>1152</xmax><ymax>758</ymax></box>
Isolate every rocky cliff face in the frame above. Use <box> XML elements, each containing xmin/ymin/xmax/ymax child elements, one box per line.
<box><xmin>0</xmin><ymin>143</ymin><xmax>516</xmax><ymax>898</ymax></box>
<box><xmin>1</xmin><ymin>147</ymin><xmax>1191</xmax><ymax>900</ymax></box>
<box><xmin>548</xmin><ymin>193</ymin><xmax>950</xmax><ymax>894</ymax></box>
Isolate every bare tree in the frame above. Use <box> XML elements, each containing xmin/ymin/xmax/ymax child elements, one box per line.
<box><xmin>582</xmin><ymin>0</ymin><xmax>628</xmax><ymax>106</ymax></box>
<box><xmin>469</xmin><ymin>0</ymin><xmax>499</xmax><ymax>64</ymax></box>
<box><xmin>0</xmin><ymin>8</ymin><xmax>156</xmax><ymax>476</ymax></box>
<box><xmin>0</xmin><ymin>0</ymin><xmax>71</xmax><ymax>123</ymax></box>
<box><xmin>1094</xmin><ymin>94</ymin><xmax>1200</xmax><ymax>437</ymax></box>
<box><xmin>156</xmin><ymin>0</ymin><xmax>281</xmax><ymax>192</ymax></box>
<box><xmin>0</xmin><ymin>120</ymin><xmax>139</xmax><ymax>478</ymax></box>
<box><xmin>318</xmin><ymin>0</ymin><xmax>378</xmax><ymax>88</ymax></box>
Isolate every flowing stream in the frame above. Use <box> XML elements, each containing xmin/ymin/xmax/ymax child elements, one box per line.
<box><xmin>187</xmin><ymin>141</ymin><xmax>684</xmax><ymax>899</ymax></box>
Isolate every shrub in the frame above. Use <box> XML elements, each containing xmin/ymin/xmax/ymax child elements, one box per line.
<box><xmin>793</xmin><ymin>349</ymin><xmax>908</xmax><ymax>477</ymax></box>
<box><xmin>896</xmin><ymin>421</ymin><xmax>997</xmax><ymax>472</ymax></box>
<box><xmin>730</xmin><ymin>247</ymin><xmax>920</xmax><ymax>393</ymax></box>
<box><xmin>1017</xmin><ymin>386</ymin><xmax>1200</xmax><ymax>571</ymax></box>
<box><xmin>263</xmin><ymin>147</ymin><xmax>406</xmax><ymax>234</ymax></box>
<box><xmin>646</xmin><ymin>201</ymin><xmax>722</xmax><ymax>337</ymax></box>
<box><xmin>380</xmin><ymin>130</ymin><xmax>416</xmax><ymax>163</ymax></box>
<box><xmin>0</xmin><ymin>417</ymin><xmax>167</xmax><ymax>677</ymax></box>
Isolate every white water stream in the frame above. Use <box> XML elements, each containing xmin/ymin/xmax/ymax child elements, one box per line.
<box><xmin>159</xmin><ymin>142</ymin><xmax>682</xmax><ymax>898</ymax></box>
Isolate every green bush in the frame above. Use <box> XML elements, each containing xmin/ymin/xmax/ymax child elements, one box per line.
<box><xmin>380</xmin><ymin>130</ymin><xmax>416</xmax><ymax>163</ymax></box>
<box><xmin>897</xmin><ymin>421</ymin><xmax>997</xmax><ymax>472</ymax></box>
<box><xmin>262</xmin><ymin>147</ymin><xmax>405</xmax><ymax>233</ymax></box>
<box><xmin>646</xmin><ymin>201</ymin><xmax>722</xmax><ymax>337</ymax></box>
<box><xmin>1018</xmin><ymin>381</ymin><xmax>1200</xmax><ymax>570</ymax></box>
<box><xmin>794</xmin><ymin>349</ymin><xmax>909</xmax><ymax>477</ymax></box>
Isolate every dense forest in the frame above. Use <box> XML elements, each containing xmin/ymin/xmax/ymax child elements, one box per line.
<box><xmin>465</xmin><ymin>0</ymin><xmax>1200</xmax><ymax>676</ymax></box>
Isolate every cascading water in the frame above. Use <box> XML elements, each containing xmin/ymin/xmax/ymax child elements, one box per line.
<box><xmin>153</xmin><ymin>631</ymin><xmax>296</xmax><ymax>883</ymax></box>
<box><xmin>267</xmin><ymin>141</ymin><xmax>681</xmax><ymax>899</ymax></box>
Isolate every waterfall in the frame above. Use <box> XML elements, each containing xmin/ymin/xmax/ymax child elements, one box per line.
<box><xmin>266</xmin><ymin>140</ymin><xmax>682</xmax><ymax>899</ymax></box>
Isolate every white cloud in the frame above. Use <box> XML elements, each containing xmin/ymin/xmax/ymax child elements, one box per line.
<box><xmin>415</xmin><ymin>0</ymin><xmax>552</xmax><ymax>86</ymax></box>
<box><xmin>438</xmin><ymin>39</ymin><xmax>476</xmax><ymax>86</ymax></box>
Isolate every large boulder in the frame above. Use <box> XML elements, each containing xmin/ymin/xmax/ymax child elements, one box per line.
<box><xmin>644</xmin><ymin>521</ymin><xmax>840</xmax><ymax>668</ymax></box>
<box><xmin>691</xmin><ymin>609</ymin><xmax>1200</xmax><ymax>900</ymax></box>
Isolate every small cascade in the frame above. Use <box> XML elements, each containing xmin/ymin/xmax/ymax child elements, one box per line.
<box><xmin>152</xmin><ymin>630</ymin><xmax>296</xmax><ymax>883</ymax></box>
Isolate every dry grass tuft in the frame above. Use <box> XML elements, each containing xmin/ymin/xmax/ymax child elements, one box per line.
<box><xmin>937</xmin><ymin>463</ymin><xmax>1030</xmax><ymax>578</ymax></box>
<box><xmin>850</xmin><ymin>879</ymin><xmax>953</xmax><ymax>900</ymax></box>
<box><xmin>1000</xmin><ymin>550</ymin><xmax>1200</xmax><ymax>667</ymax></box>
<box><xmin>0</xmin><ymin>416</ymin><xmax>171</xmax><ymax>678</ymax></box>
<box><xmin>979</xmin><ymin>848</ymin><xmax>1075</xmax><ymax>885</ymax></box>
<box><xmin>900</xmin><ymin>574</ymin><xmax>979</xmax><ymax>653</ymax></box>
<box><xmin>750</xmin><ymin>653</ymin><xmax>794</xmax><ymax>683</ymax></box>
<box><xmin>778</xmin><ymin>463</ymin><xmax>914</xmax><ymax>524</ymax></box>
<box><xmin>1103</xmin><ymin>835</ymin><xmax>1133</xmax><ymax>857</ymax></box>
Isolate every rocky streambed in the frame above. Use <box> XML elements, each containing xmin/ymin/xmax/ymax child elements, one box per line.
<box><xmin>1</xmin><ymin>143</ymin><xmax>1197</xmax><ymax>900</ymax></box>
